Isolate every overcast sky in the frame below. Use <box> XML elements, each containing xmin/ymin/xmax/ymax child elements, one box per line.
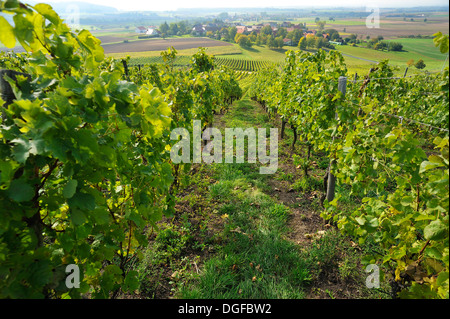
<box><xmin>44</xmin><ymin>0</ymin><xmax>450</xmax><ymax>12</ymax></box>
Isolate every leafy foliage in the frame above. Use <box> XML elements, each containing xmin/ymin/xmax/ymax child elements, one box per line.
<box><xmin>249</xmin><ymin>48</ymin><xmax>449</xmax><ymax>299</ymax></box>
<box><xmin>0</xmin><ymin>0</ymin><xmax>240</xmax><ymax>298</ymax></box>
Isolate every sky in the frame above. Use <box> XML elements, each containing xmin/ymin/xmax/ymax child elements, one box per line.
<box><xmin>44</xmin><ymin>0</ymin><xmax>450</xmax><ymax>12</ymax></box>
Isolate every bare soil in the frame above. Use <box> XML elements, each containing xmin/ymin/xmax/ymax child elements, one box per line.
<box><xmin>262</xmin><ymin>106</ymin><xmax>378</xmax><ymax>299</ymax></box>
<box><xmin>101</xmin><ymin>37</ymin><xmax>233</xmax><ymax>54</ymax></box>
<box><xmin>334</xmin><ymin>19</ymin><xmax>449</xmax><ymax>39</ymax></box>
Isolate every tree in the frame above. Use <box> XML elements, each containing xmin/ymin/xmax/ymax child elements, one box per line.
<box><xmin>315</xmin><ymin>36</ymin><xmax>325</xmax><ymax>49</ymax></box>
<box><xmin>234</xmin><ymin>33</ymin><xmax>242</xmax><ymax>43</ymax></box>
<box><xmin>306</xmin><ymin>34</ymin><xmax>316</xmax><ymax>48</ymax></box>
<box><xmin>374</xmin><ymin>42</ymin><xmax>387</xmax><ymax>51</ymax></box>
<box><xmin>160</xmin><ymin>22</ymin><xmax>169</xmax><ymax>33</ymax></box>
<box><xmin>218</xmin><ymin>12</ymin><xmax>229</xmax><ymax>20</ymax></box>
<box><xmin>388</xmin><ymin>42</ymin><xmax>403</xmax><ymax>51</ymax></box>
<box><xmin>433</xmin><ymin>31</ymin><xmax>449</xmax><ymax>53</ymax></box>
<box><xmin>277</xmin><ymin>27</ymin><xmax>287</xmax><ymax>39</ymax></box>
<box><xmin>289</xmin><ymin>29</ymin><xmax>303</xmax><ymax>45</ymax></box>
<box><xmin>298</xmin><ymin>36</ymin><xmax>307</xmax><ymax>50</ymax></box>
<box><xmin>316</xmin><ymin>21</ymin><xmax>326</xmax><ymax>32</ymax></box>
<box><xmin>255</xmin><ymin>34</ymin><xmax>263</xmax><ymax>46</ymax></box>
<box><xmin>160</xmin><ymin>21</ymin><xmax>169</xmax><ymax>38</ymax></box>
<box><xmin>407</xmin><ymin>59</ymin><xmax>415</xmax><ymax>67</ymax></box>
<box><xmin>229</xmin><ymin>26</ymin><xmax>237</xmax><ymax>41</ymax></box>
<box><xmin>324</xmin><ymin>28</ymin><xmax>340</xmax><ymax>41</ymax></box>
<box><xmin>261</xmin><ymin>25</ymin><xmax>273</xmax><ymax>36</ymax></box>
<box><xmin>220</xmin><ymin>27</ymin><xmax>229</xmax><ymax>40</ymax></box>
<box><xmin>415</xmin><ymin>59</ymin><xmax>426</xmax><ymax>69</ymax></box>
<box><xmin>177</xmin><ymin>21</ymin><xmax>188</xmax><ymax>34</ymax></box>
<box><xmin>266</xmin><ymin>35</ymin><xmax>276</xmax><ymax>49</ymax></box>
<box><xmin>169</xmin><ymin>23</ymin><xmax>179</xmax><ymax>36</ymax></box>
<box><xmin>236</xmin><ymin>34</ymin><xmax>252</xmax><ymax>48</ymax></box>
<box><xmin>275</xmin><ymin>36</ymin><xmax>284</xmax><ymax>49</ymax></box>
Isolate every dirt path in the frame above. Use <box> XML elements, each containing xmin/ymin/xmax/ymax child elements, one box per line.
<box><xmin>122</xmin><ymin>95</ymin><xmax>385</xmax><ymax>300</ymax></box>
<box><xmin>243</xmin><ymin>97</ymin><xmax>384</xmax><ymax>299</ymax></box>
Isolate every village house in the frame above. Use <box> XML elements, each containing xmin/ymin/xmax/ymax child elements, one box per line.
<box><xmin>146</xmin><ymin>28</ymin><xmax>161</xmax><ymax>37</ymax></box>
<box><xmin>135</xmin><ymin>26</ymin><xmax>147</xmax><ymax>34</ymax></box>
<box><xmin>204</xmin><ymin>23</ymin><xmax>220</xmax><ymax>32</ymax></box>
<box><xmin>236</xmin><ymin>25</ymin><xmax>247</xmax><ymax>34</ymax></box>
<box><xmin>283</xmin><ymin>38</ymin><xmax>293</xmax><ymax>46</ymax></box>
<box><xmin>286</xmin><ymin>24</ymin><xmax>304</xmax><ymax>32</ymax></box>
<box><xmin>247</xmin><ymin>25</ymin><xmax>263</xmax><ymax>33</ymax></box>
<box><xmin>303</xmin><ymin>30</ymin><xmax>316</xmax><ymax>37</ymax></box>
<box><xmin>192</xmin><ymin>24</ymin><xmax>206</xmax><ymax>36</ymax></box>
<box><xmin>265</xmin><ymin>22</ymin><xmax>278</xmax><ymax>27</ymax></box>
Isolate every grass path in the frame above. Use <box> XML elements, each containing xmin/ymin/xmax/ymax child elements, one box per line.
<box><xmin>124</xmin><ymin>90</ymin><xmax>389</xmax><ymax>300</ymax></box>
<box><xmin>175</xmin><ymin>94</ymin><xmax>387</xmax><ymax>299</ymax></box>
<box><xmin>179</xmin><ymin>98</ymin><xmax>308</xmax><ymax>298</ymax></box>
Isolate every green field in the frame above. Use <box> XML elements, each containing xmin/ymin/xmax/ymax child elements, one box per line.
<box><xmin>334</xmin><ymin>38</ymin><xmax>448</xmax><ymax>72</ymax></box>
<box><xmin>108</xmin><ymin>43</ymin><xmax>288</xmax><ymax>64</ymax></box>
<box><xmin>109</xmin><ymin>37</ymin><xmax>447</xmax><ymax>77</ymax></box>
<box><xmin>217</xmin><ymin>44</ymin><xmax>287</xmax><ymax>63</ymax></box>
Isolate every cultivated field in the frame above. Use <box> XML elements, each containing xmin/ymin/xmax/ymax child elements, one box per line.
<box><xmin>101</xmin><ymin>37</ymin><xmax>233</xmax><ymax>54</ymax></box>
<box><xmin>331</xmin><ymin>18</ymin><xmax>449</xmax><ymax>39</ymax></box>
<box><xmin>333</xmin><ymin>38</ymin><xmax>449</xmax><ymax>72</ymax></box>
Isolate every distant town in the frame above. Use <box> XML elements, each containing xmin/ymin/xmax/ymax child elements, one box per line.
<box><xmin>133</xmin><ymin>20</ymin><xmax>345</xmax><ymax>49</ymax></box>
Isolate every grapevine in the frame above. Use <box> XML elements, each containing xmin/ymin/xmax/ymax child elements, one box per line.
<box><xmin>0</xmin><ymin>0</ymin><xmax>240</xmax><ymax>298</ymax></box>
<box><xmin>249</xmin><ymin>47</ymin><xmax>449</xmax><ymax>299</ymax></box>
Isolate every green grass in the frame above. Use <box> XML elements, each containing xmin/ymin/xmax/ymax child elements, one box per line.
<box><xmin>175</xmin><ymin>98</ymin><xmax>309</xmax><ymax>298</ymax></box>
<box><xmin>175</xmin><ymin>96</ymin><xmax>388</xmax><ymax>299</ymax></box>
<box><xmin>123</xmin><ymin>93</ymin><xmax>390</xmax><ymax>299</ymax></box>
<box><xmin>227</xmin><ymin>44</ymin><xmax>287</xmax><ymax>63</ymax></box>
<box><xmin>106</xmin><ymin>44</ymin><xmax>242</xmax><ymax>60</ymax></box>
<box><xmin>179</xmin><ymin>160</ymin><xmax>309</xmax><ymax>298</ymax></box>
<box><xmin>388</xmin><ymin>38</ymin><xmax>448</xmax><ymax>61</ymax></box>
<box><xmin>334</xmin><ymin>38</ymin><xmax>448</xmax><ymax>72</ymax></box>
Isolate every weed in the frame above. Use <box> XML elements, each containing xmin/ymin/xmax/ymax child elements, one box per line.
<box><xmin>292</xmin><ymin>176</ymin><xmax>323</xmax><ymax>192</ymax></box>
<box><xmin>276</xmin><ymin>171</ymin><xmax>294</xmax><ymax>182</ymax></box>
<box><xmin>154</xmin><ymin>224</ymin><xmax>193</xmax><ymax>261</ymax></box>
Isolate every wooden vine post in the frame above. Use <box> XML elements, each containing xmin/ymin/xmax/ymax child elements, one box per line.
<box><xmin>0</xmin><ymin>69</ymin><xmax>31</xmax><ymax>104</ymax></box>
<box><xmin>326</xmin><ymin>76</ymin><xmax>347</xmax><ymax>203</ymax></box>
<box><xmin>122</xmin><ymin>59</ymin><xmax>130</xmax><ymax>81</ymax></box>
<box><xmin>0</xmin><ymin>69</ymin><xmax>31</xmax><ymax>122</ymax></box>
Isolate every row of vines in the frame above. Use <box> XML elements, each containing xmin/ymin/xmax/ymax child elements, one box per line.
<box><xmin>0</xmin><ymin>0</ymin><xmax>241</xmax><ymax>298</ymax></box>
<box><xmin>248</xmin><ymin>47</ymin><xmax>449</xmax><ymax>298</ymax></box>
<box><xmin>214</xmin><ymin>57</ymin><xmax>273</xmax><ymax>72</ymax></box>
<box><xmin>128</xmin><ymin>55</ymin><xmax>192</xmax><ymax>68</ymax></box>
<box><xmin>128</xmin><ymin>55</ymin><xmax>274</xmax><ymax>73</ymax></box>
